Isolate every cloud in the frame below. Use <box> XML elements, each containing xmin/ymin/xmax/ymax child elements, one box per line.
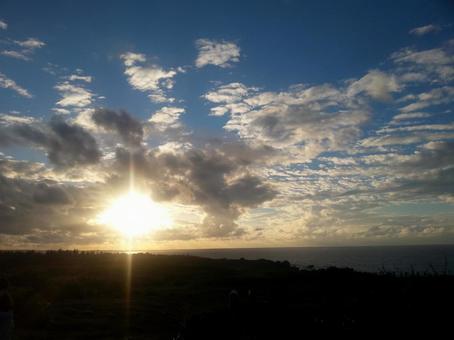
<box><xmin>14</xmin><ymin>38</ymin><xmax>45</xmax><ymax>50</ymax></box>
<box><xmin>91</xmin><ymin>108</ymin><xmax>143</xmax><ymax>147</ymax></box>
<box><xmin>202</xmin><ymin>83</ymin><xmax>258</xmax><ymax>109</ymax></box>
<box><xmin>0</xmin><ymin>50</ymin><xmax>30</xmax><ymax>61</ymax></box>
<box><xmin>0</xmin><ymin>116</ymin><xmax>101</xmax><ymax>168</ymax></box>
<box><xmin>391</xmin><ymin>112</ymin><xmax>431</xmax><ymax>122</ymax></box>
<box><xmin>120</xmin><ymin>52</ymin><xmax>179</xmax><ymax>103</ymax></box>
<box><xmin>391</xmin><ymin>46</ymin><xmax>454</xmax><ymax>83</ymax></box>
<box><xmin>1</xmin><ymin>38</ymin><xmax>46</xmax><ymax>62</ymax></box>
<box><xmin>0</xmin><ymin>20</ymin><xmax>7</xmax><ymax>30</ymax></box>
<box><xmin>0</xmin><ymin>113</ymin><xmax>37</xmax><ymax>126</ymax></box>
<box><xmin>33</xmin><ymin>182</ymin><xmax>73</xmax><ymax>205</ymax></box>
<box><xmin>0</xmin><ymin>72</ymin><xmax>32</xmax><ymax>98</ymax></box>
<box><xmin>148</xmin><ymin>106</ymin><xmax>184</xmax><ymax>131</ymax></box>
<box><xmin>399</xmin><ymin>86</ymin><xmax>454</xmax><ymax>112</ymax></box>
<box><xmin>205</xmin><ymin>82</ymin><xmax>369</xmax><ymax>163</ymax></box>
<box><xmin>54</xmin><ymin>81</ymin><xmax>94</xmax><ymax>108</ymax></box>
<box><xmin>68</xmin><ymin>74</ymin><xmax>92</xmax><ymax>83</ymax></box>
<box><xmin>114</xmin><ymin>144</ymin><xmax>276</xmax><ymax>237</ymax></box>
<box><xmin>409</xmin><ymin>24</ymin><xmax>441</xmax><ymax>36</ymax></box>
<box><xmin>195</xmin><ymin>39</ymin><xmax>240</xmax><ymax>68</ymax></box>
<box><xmin>347</xmin><ymin>70</ymin><xmax>401</xmax><ymax>101</ymax></box>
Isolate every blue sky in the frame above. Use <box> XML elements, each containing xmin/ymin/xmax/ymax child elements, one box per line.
<box><xmin>1</xmin><ymin>0</ymin><xmax>454</xmax><ymax>249</ymax></box>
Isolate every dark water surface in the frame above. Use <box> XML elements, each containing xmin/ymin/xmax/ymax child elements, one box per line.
<box><xmin>150</xmin><ymin>244</ymin><xmax>454</xmax><ymax>273</ymax></box>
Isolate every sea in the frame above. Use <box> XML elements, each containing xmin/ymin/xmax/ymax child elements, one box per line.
<box><xmin>149</xmin><ymin>244</ymin><xmax>454</xmax><ymax>274</ymax></box>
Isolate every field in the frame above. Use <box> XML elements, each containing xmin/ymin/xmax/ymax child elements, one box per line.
<box><xmin>1</xmin><ymin>251</ymin><xmax>453</xmax><ymax>339</ymax></box>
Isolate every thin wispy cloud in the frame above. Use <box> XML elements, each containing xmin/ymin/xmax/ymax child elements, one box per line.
<box><xmin>0</xmin><ymin>72</ymin><xmax>32</xmax><ymax>98</ymax></box>
<box><xmin>409</xmin><ymin>24</ymin><xmax>441</xmax><ymax>36</ymax></box>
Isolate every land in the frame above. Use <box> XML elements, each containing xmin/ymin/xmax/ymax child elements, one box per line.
<box><xmin>0</xmin><ymin>251</ymin><xmax>453</xmax><ymax>339</ymax></box>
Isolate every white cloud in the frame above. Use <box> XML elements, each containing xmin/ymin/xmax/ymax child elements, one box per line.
<box><xmin>391</xmin><ymin>112</ymin><xmax>431</xmax><ymax>122</ymax></box>
<box><xmin>52</xmin><ymin>108</ymin><xmax>71</xmax><ymax>115</ymax></box>
<box><xmin>120</xmin><ymin>52</ymin><xmax>179</xmax><ymax>103</ymax></box>
<box><xmin>72</xmin><ymin>108</ymin><xmax>97</xmax><ymax>131</ymax></box>
<box><xmin>378</xmin><ymin>123</ymin><xmax>454</xmax><ymax>134</ymax></box>
<box><xmin>0</xmin><ymin>20</ymin><xmax>7</xmax><ymax>30</ymax></box>
<box><xmin>360</xmin><ymin>132</ymin><xmax>454</xmax><ymax>147</ymax></box>
<box><xmin>195</xmin><ymin>38</ymin><xmax>240</xmax><ymax>68</ymax></box>
<box><xmin>0</xmin><ymin>50</ymin><xmax>30</xmax><ymax>61</ymax></box>
<box><xmin>0</xmin><ymin>72</ymin><xmax>32</xmax><ymax>98</ymax></box>
<box><xmin>203</xmin><ymin>82</ymin><xmax>254</xmax><ymax>105</ymax></box>
<box><xmin>120</xmin><ymin>52</ymin><xmax>146</xmax><ymax>67</ymax></box>
<box><xmin>0</xmin><ymin>113</ymin><xmax>36</xmax><ymax>125</ymax></box>
<box><xmin>68</xmin><ymin>74</ymin><xmax>92</xmax><ymax>83</ymax></box>
<box><xmin>205</xmin><ymin>82</ymin><xmax>369</xmax><ymax>163</ymax></box>
<box><xmin>54</xmin><ymin>81</ymin><xmax>93</xmax><ymax>107</ymax></box>
<box><xmin>347</xmin><ymin>70</ymin><xmax>401</xmax><ymax>101</ymax></box>
<box><xmin>409</xmin><ymin>24</ymin><xmax>441</xmax><ymax>36</ymax></box>
<box><xmin>149</xmin><ymin>106</ymin><xmax>185</xmax><ymax>131</ymax></box>
<box><xmin>399</xmin><ymin>86</ymin><xmax>454</xmax><ymax>112</ymax></box>
<box><xmin>392</xmin><ymin>47</ymin><xmax>454</xmax><ymax>83</ymax></box>
<box><xmin>14</xmin><ymin>38</ymin><xmax>45</xmax><ymax>50</ymax></box>
<box><xmin>1</xmin><ymin>38</ymin><xmax>46</xmax><ymax>62</ymax></box>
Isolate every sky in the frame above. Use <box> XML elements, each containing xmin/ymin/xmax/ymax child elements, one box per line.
<box><xmin>1</xmin><ymin>0</ymin><xmax>454</xmax><ymax>250</ymax></box>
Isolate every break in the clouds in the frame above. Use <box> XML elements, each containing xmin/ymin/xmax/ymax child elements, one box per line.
<box><xmin>0</xmin><ymin>1</ymin><xmax>454</xmax><ymax>249</ymax></box>
<box><xmin>195</xmin><ymin>39</ymin><xmax>240</xmax><ymax>68</ymax></box>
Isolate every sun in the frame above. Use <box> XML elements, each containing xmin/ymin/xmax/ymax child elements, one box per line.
<box><xmin>97</xmin><ymin>191</ymin><xmax>172</xmax><ymax>237</ymax></box>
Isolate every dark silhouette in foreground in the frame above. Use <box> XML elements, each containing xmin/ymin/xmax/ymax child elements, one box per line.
<box><xmin>0</xmin><ymin>250</ymin><xmax>452</xmax><ymax>339</ymax></box>
<box><xmin>0</xmin><ymin>276</ymin><xmax>14</xmax><ymax>340</ymax></box>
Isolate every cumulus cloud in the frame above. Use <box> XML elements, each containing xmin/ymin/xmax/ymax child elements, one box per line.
<box><xmin>205</xmin><ymin>82</ymin><xmax>369</xmax><ymax>163</ymax></box>
<box><xmin>347</xmin><ymin>70</ymin><xmax>401</xmax><ymax>101</ymax></box>
<box><xmin>0</xmin><ymin>72</ymin><xmax>32</xmax><ymax>98</ymax></box>
<box><xmin>409</xmin><ymin>24</ymin><xmax>441</xmax><ymax>36</ymax></box>
<box><xmin>91</xmin><ymin>108</ymin><xmax>143</xmax><ymax>147</ymax></box>
<box><xmin>2</xmin><ymin>36</ymin><xmax>454</xmax><ymax>247</ymax></box>
<box><xmin>195</xmin><ymin>39</ymin><xmax>240</xmax><ymax>68</ymax></box>
<box><xmin>148</xmin><ymin>106</ymin><xmax>185</xmax><ymax>131</ymax></box>
<box><xmin>0</xmin><ymin>116</ymin><xmax>101</xmax><ymax>168</ymax></box>
<box><xmin>33</xmin><ymin>182</ymin><xmax>73</xmax><ymax>205</ymax></box>
<box><xmin>120</xmin><ymin>52</ymin><xmax>179</xmax><ymax>103</ymax></box>
<box><xmin>113</xmin><ymin>143</ymin><xmax>276</xmax><ymax>237</ymax></box>
<box><xmin>54</xmin><ymin>81</ymin><xmax>94</xmax><ymax>108</ymax></box>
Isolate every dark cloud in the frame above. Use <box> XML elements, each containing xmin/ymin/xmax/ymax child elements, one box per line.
<box><xmin>47</xmin><ymin>118</ymin><xmax>101</xmax><ymax>167</ymax></box>
<box><xmin>92</xmin><ymin>108</ymin><xmax>143</xmax><ymax>146</ymax></box>
<box><xmin>1</xmin><ymin>110</ymin><xmax>277</xmax><ymax>243</ymax></box>
<box><xmin>114</xmin><ymin>145</ymin><xmax>277</xmax><ymax>237</ymax></box>
<box><xmin>401</xmin><ymin>141</ymin><xmax>454</xmax><ymax>170</ymax></box>
<box><xmin>0</xmin><ymin>117</ymin><xmax>101</xmax><ymax>168</ymax></box>
<box><xmin>33</xmin><ymin>182</ymin><xmax>72</xmax><ymax>205</ymax></box>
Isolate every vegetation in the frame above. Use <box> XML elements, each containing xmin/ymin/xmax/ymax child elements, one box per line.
<box><xmin>0</xmin><ymin>250</ymin><xmax>453</xmax><ymax>339</ymax></box>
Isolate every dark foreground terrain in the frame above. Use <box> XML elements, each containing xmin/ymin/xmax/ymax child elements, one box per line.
<box><xmin>0</xmin><ymin>251</ymin><xmax>453</xmax><ymax>339</ymax></box>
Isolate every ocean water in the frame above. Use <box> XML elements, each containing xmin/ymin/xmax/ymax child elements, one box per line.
<box><xmin>151</xmin><ymin>245</ymin><xmax>454</xmax><ymax>273</ymax></box>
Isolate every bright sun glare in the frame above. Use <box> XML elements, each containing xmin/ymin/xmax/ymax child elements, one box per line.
<box><xmin>97</xmin><ymin>191</ymin><xmax>172</xmax><ymax>237</ymax></box>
